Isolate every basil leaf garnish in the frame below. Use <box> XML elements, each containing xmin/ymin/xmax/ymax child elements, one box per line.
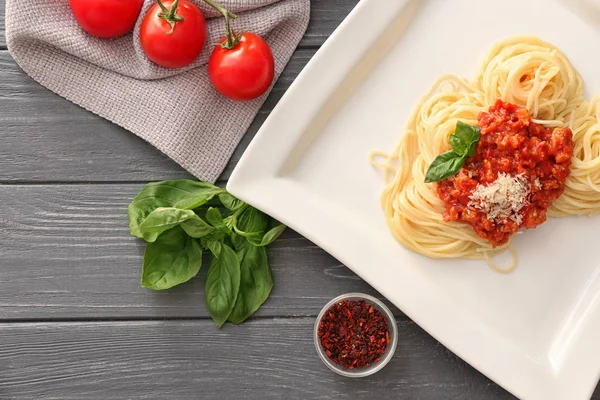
<box><xmin>424</xmin><ymin>121</ymin><xmax>480</xmax><ymax>183</ymax></box>
<box><xmin>450</xmin><ymin>121</ymin><xmax>480</xmax><ymax>157</ymax></box>
<box><xmin>424</xmin><ymin>151</ymin><xmax>465</xmax><ymax>183</ymax></box>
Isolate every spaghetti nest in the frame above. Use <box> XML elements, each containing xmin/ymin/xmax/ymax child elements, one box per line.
<box><xmin>372</xmin><ymin>35</ymin><xmax>600</xmax><ymax>272</ymax></box>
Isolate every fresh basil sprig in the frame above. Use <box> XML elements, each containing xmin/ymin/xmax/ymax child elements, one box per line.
<box><xmin>205</xmin><ymin>244</ymin><xmax>241</xmax><ymax>328</ymax></box>
<box><xmin>128</xmin><ymin>180</ymin><xmax>224</xmax><ymax>242</ymax></box>
<box><xmin>228</xmin><ymin>243</ymin><xmax>273</xmax><ymax>324</ymax></box>
<box><xmin>128</xmin><ymin>179</ymin><xmax>286</xmax><ymax>328</ymax></box>
<box><xmin>424</xmin><ymin>121</ymin><xmax>480</xmax><ymax>183</ymax></box>
<box><xmin>142</xmin><ymin>225</ymin><xmax>203</xmax><ymax>290</ymax></box>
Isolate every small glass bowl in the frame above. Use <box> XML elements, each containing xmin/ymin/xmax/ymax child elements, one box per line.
<box><xmin>314</xmin><ymin>293</ymin><xmax>398</xmax><ymax>378</ymax></box>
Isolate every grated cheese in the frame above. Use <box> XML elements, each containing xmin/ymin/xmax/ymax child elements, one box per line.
<box><xmin>468</xmin><ymin>173</ymin><xmax>530</xmax><ymax>225</ymax></box>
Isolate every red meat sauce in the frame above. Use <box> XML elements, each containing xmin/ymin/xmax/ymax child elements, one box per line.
<box><xmin>436</xmin><ymin>100</ymin><xmax>574</xmax><ymax>247</ymax></box>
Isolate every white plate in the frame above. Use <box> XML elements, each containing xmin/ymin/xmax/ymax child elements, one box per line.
<box><xmin>227</xmin><ymin>0</ymin><xmax>600</xmax><ymax>398</ymax></box>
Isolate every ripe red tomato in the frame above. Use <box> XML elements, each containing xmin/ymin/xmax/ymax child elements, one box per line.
<box><xmin>69</xmin><ymin>0</ymin><xmax>144</xmax><ymax>38</ymax></box>
<box><xmin>208</xmin><ymin>33</ymin><xmax>275</xmax><ymax>101</ymax></box>
<box><xmin>140</xmin><ymin>0</ymin><xmax>207</xmax><ymax>69</ymax></box>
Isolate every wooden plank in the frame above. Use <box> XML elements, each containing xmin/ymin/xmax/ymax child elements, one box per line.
<box><xmin>0</xmin><ymin>49</ymin><xmax>313</xmax><ymax>183</ymax></box>
<box><xmin>0</xmin><ymin>319</ymin><xmax>526</xmax><ymax>400</ymax></box>
<box><xmin>302</xmin><ymin>0</ymin><xmax>360</xmax><ymax>47</ymax></box>
<box><xmin>0</xmin><ymin>0</ymin><xmax>360</xmax><ymax>50</ymax></box>
<box><xmin>0</xmin><ymin>184</ymin><xmax>399</xmax><ymax>319</ymax></box>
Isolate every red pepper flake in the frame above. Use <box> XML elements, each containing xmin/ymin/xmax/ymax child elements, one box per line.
<box><xmin>318</xmin><ymin>299</ymin><xmax>390</xmax><ymax>369</ymax></box>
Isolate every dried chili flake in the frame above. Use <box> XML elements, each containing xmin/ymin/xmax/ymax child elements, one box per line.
<box><xmin>317</xmin><ymin>299</ymin><xmax>390</xmax><ymax>369</ymax></box>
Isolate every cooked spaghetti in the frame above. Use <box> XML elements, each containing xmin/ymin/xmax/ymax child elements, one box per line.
<box><xmin>371</xmin><ymin>36</ymin><xmax>600</xmax><ymax>272</ymax></box>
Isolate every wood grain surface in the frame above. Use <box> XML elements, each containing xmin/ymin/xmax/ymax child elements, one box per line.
<box><xmin>0</xmin><ymin>50</ymin><xmax>313</xmax><ymax>183</ymax></box>
<box><xmin>0</xmin><ymin>184</ymin><xmax>392</xmax><ymax>320</ymax></box>
<box><xmin>1</xmin><ymin>0</ymin><xmax>598</xmax><ymax>399</ymax></box>
<box><xmin>0</xmin><ymin>319</ymin><xmax>514</xmax><ymax>400</ymax></box>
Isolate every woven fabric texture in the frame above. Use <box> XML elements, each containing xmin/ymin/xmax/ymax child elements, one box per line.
<box><xmin>5</xmin><ymin>0</ymin><xmax>310</xmax><ymax>182</ymax></box>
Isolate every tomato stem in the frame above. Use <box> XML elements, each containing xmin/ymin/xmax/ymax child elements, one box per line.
<box><xmin>202</xmin><ymin>0</ymin><xmax>241</xmax><ymax>49</ymax></box>
<box><xmin>157</xmin><ymin>0</ymin><xmax>169</xmax><ymax>14</ymax></box>
<box><xmin>157</xmin><ymin>0</ymin><xmax>184</xmax><ymax>34</ymax></box>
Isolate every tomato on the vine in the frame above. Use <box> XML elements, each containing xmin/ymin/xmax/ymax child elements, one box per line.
<box><xmin>70</xmin><ymin>0</ymin><xmax>144</xmax><ymax>38</ymax></box>
<box><xmin>208</xmin><ymin>33</ymin><xmax>275</xmax><ymax>101</ymax></box>
<box><xmin>140</xmin><ymin>0</ymin><xmax>207</xmax><ymax>69</ymax></box>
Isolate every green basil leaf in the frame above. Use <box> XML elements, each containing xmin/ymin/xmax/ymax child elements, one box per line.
<box><xmin>206</xmin><ymin>240</ymin><xmax>222</xmax><ymax>258</ymax></box>
<box><xmin>450</xmin><ymin>121</ymin><xmax>480</xmax><ymax>157</ymax></box>
<box><xmin>466</xmin><ymin>127</ymin><xmax>481</xmax><ymax>157</ymax></box>
<box><xmin>233</xmin><ymin>226</ymin><xmax>263</xmax><ymax>242</ymax></box>
<box><xmin>141</xmin><ymin>226</ymin><xmax>203</xmax><ymax>290</ymax></box>
<box><xmin>138</xmin><ymin>208</ymin><xmax>197</xmax><ymax>242</ymax></box>
<box><xmin>173</xmin><ymin>186</ymin><xmax>225</xmax><ymax>210</ymax></box>
<box><xmin>449</xmin><ymin>134</ymin><xmax>467</xmax><ymax>156</ymax></box>
<box><xmin>231</xmin><ymin>233</ymin><xmax>247</xmax><ymax>252</ymax></box>
<box><xmin>128</xmin><ymin>180</ymin><xmax>224</xmax><ymax>242</ymax></box>
<box><xmin>424</xmin><ymin>122</ymin><xmax>480</xmax><ymax>183</ymax></box>
<box><xmin>207</xmin><ymin>228</ymin><xmax>227</xmax><ymax>242</ymax></box>
<box><xmin>235</xmin><ymin>207</ymin><xmax>268</xmax><ymax>234</ymax></box>
<box><xmin>228</xmin><ymin>245</ymin><xmax>273</xmax><ymax>324</ymax></box>
<box><xmin>218</xmin><ymin>193</ymin><xmax>246</xmax><ymax>211</ymax></box>
<box><xmin>205</xmin><ymin>244</ymin><xmax>241</xmax><ymax>328</ymax></box>
<box><xmin>424</xmin><ymin>151</ymin><xmax>465</xmax><ymax>183</ymax></box>
<box><xmin>223</xmin><ymin>215</ymin><xmax>236</xmax><ymax>230</ymax></box>
<box><xmin>262</xmin><ymin>224</ymin><xmax>286</xmax><ymax>246</ymax></box>
<box><xmin>206</xmin><ymin>207</ymin><xmax>223</xmax><ymax>227</ymax></box>
<box><xmin>246</xmin><ymin>224</ymin><xmax>286</xmax><ymax>247</ymax></box>
<box><xmin>180</xmin><ymin>216</ymin><xmax>213</xmax><ymax>238</ymax></box>
<box><xmin>448</xmin><ymin>122</ymin><xmax>469</xmax><ymax>156</ymax></box>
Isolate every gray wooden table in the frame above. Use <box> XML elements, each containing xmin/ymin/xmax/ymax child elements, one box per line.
<box><xmin>0</xmin><ymin>2</ymin><xmax>598</xmax><ymax>399</ymax></box>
